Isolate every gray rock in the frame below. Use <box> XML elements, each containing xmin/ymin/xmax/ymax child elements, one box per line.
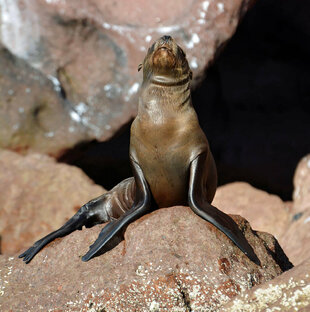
<box><xmin>0</xmin><ymin>45</ymin><xmax>88</xmax><ymax>156</ymax></box>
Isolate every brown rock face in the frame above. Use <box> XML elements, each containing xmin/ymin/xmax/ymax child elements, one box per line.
<box><xmin>220</xmin><ymin>258</ymin><xmax>310</xmax><ymax>312</ymax></box>
<box><xmin>0</xmin><ymin>149</ymin><xmax>104</xmax><ymax>255</ymax></box>
<box><xmin>0</xmin><ymin>0</ymin><xmax>255</xmax><ymax>155</ymax></box>
<box><xmin>213</xmin><ymin>182</ymin><xmax>290</xmax><ymax>239</ymax></box>
<box><xmin>0</xmin><ymin>206</ymin><xmax>291</xmax><ymax>311</ymax></box>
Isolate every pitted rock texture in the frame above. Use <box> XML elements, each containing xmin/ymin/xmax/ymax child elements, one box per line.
<box><xmin>0</xmin><ymin>0</ymin><xmax>255</xmax><ymax>155</ymax></box>
<box><xmin>0</xmin><ymin>206</ymin><xmax>291</xmax><ymax>311</ymax></box>
<box><xmin>0</xmin><ymin>149</ymin><xmax>104</xmax><ymax>255</ymax></box>
<box><xmin>220</xmin><ymin>258</ymin><xmax>310</xmax><ymax>312</ymax></box>
<box><xmin>213</xmin><ymin>182</ymin><xmax>290</xmax><ymax>239</ymax></box>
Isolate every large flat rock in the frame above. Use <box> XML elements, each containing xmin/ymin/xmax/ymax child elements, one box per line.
<box><xmin>0</xmin><ymin>206</ymin><xmax>291</xmax><ymax>311</ymax></box>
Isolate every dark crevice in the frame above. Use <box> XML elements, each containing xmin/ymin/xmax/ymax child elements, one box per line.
<box><xmin>174</xmin><ymin>277</ymin><xmax>192</xmax><ymax>312</ymax></box>
<box><xmin>55</xmin><ymin>68</ymin><xmax>67</xmax><ymax>100</ymax></box>
<box><xmin>179</xmin><ymin>287</ymin><xmax>192</xmax><ymax>312</ymax></box>
<box><xmin>255</xmin><ymin>231</ymin><xmax>294</xmax><ymax>271</ymax></box>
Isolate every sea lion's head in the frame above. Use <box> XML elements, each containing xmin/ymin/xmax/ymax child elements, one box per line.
<box><xmin>139</xmin><ymin>35</ymin><xmax>192</xmax><ymax>82</ymax></box>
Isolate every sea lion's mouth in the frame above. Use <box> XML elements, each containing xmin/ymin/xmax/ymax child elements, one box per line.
<box><xmin>155</xmin><ymin>44</ymin><xmax>174</xmax><ymax>55</ymax></box>
<box><xmin>158</xmin><ymin>46</ymin><xmax>171</xmax><ymax>51</ymax></box>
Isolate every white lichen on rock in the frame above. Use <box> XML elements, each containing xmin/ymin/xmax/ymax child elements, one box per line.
<box><xmin>225</xmin><ymin>277</ymin><xmax>310</xmax><ymax>311</ymax></box>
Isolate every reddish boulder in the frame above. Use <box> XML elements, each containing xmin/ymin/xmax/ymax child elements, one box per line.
<box><xmin>0</xmin><ymin>149</ymin><xmax>104</xmax><ymax>255</ymax></box>
<box><xmin>0</xmin><ymin>0</ymin><xmax>255</xmax><ymax>155</ymax></box>
<box><xmin>0</xmin><ymin>206</ymin><xmax>291</xmax><ymax>311</ymax></box>
<box><xmin>213</xmin><ymin>182</ymin><xmax>290</xmax><ymax>239</ymax></box>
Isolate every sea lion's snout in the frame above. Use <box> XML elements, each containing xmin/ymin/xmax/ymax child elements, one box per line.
<box><xmin>140</xmin><ymin>35</ymin><xmax>191</xmax><ymax>79</ymax></box>
<box><xmin>152</xmin><ymin>35</ymin><xmax>177</xmax><ymax>69</ymax></box>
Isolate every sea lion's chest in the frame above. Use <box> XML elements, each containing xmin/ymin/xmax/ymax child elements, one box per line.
<box><xmin>130</xmin><ymin>112</ymin><xmax>207</xmax><ymax>207</ymax></box>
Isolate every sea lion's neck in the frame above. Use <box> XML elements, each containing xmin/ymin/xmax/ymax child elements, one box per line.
<box><xmin>139</xmin><ymin>73</ymin><xmax>192</xmax><ymax>118</ymax></box>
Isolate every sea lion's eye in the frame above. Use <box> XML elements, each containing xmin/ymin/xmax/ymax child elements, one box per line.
<box><xmin>138</xmin><ymin>63</ymin><xmax>143</xmax><ymax>72</ymax></box>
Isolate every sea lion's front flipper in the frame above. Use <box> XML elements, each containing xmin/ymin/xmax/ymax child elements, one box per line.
<box><xmin>82</xmin><ymin>158</ymin><xmax>151</xmax><ymax>262</ymax></box>
<box><xmin>188</xmin><ymin>152</ymin><xmax>261</xmax><ymax>265</ymax></box>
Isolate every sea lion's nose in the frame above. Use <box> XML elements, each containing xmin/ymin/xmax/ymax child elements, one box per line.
<box><xmin>162</xmin><ymin>35</ymin><xmax>172</xmax><ymax>42</ymax></box>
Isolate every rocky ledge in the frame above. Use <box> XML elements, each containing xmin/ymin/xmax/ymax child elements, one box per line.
<box><xmin>0</xmin><ymin>206</ymin><xmax>291</xmax><ymax>311</ymax></box>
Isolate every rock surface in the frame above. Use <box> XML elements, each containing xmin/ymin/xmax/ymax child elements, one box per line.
<box><xmin>0</xmin><ymin>45</ymin><xmax>88</xmax><ymax>156</ymax></box>
<box><xmin>292</xmin><ymin>154</ymin><xmax>310</xmax><ymax>215</ymax></box>
<box><xmin>0</xmin><ymin>0</ymin><xmax>255</xmax><ymax>155</ymax></box>
<box><xmin>0</xmin><ymin>149</ymin><xmax>104</xmax><ymax>255</ymax></box>
<box><xmin>213</xmin><ymin>182</ymin><xmax>290</xmax><ymax>239</ymax></box>
<box><xmin>279</xmin><ymin>209</ymin><xmax>310</xmax><ymax>267</ymax></box>
<box><xmin>220</xmin><ymin>257</ymin><xmax>310</xmax><ymax>312</ymax></box>
<box><xmin>0</xmin><ymin>206</ymin><xmax>291</xmax><ymax>311</ymax></box>
<box><xmin>276</xmin><ymin>154</ymin><xmax>310</xmax><ymax>266</ymax></box>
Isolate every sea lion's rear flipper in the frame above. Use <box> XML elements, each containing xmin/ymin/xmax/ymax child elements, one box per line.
<box><xmin>19</xmin><ymin>195</ymin><xmax>112</xmax><ymax>264</ymax></box>
<box><xmin>19</xmin><ymin>178</ymin><xmax>136</xmax><ymax>264</ymax></box>
<box><xmin>18</xmin><ymin>179</ymin><xmax>135</xmax><ymax>264</ymax></box>
<box><xmin>81</xmin><ymin>158</ymin><xmax>152</xmax><ymax>262</ymax></box>
<box><xmin>188</xmin><ymin>152</ymin><xmax>261</xmax><ymax>265</ymax></box>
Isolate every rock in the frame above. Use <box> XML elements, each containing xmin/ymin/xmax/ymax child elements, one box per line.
<box><xmin>275</xmin><ymin>155</ymin><xmax>310</xmax><ymax>266</ymax></box>
<box><xmin>278</xmin><ymin>208</ymin><xmax>310</xmax><ymax>266</ymax></box>
<box><xmin>0</xmin><ymin>149</ymin><xmax>104</xmax><ymax>255</ymax></box>
<box><xmin>0</xmin><ymin>0</ymin><xmax>255</xmax><ymax>155</ymax></box>
<box><xmin>0</xmin><ymin>206</ymin><xmax>291</xmax><ymax>311</ymax></box>
<box><xmin>212</xmin><ymin>182</ymin><xmax>290</xmax><ymax>239</ymax></box>
<box><xmin>0</xmin><ymin>45</ymin><xmax>88</xmax><ymax>157</ymax></box>
<box><xmin>292</xmin><ymin>154</ymin><xmax>310</xmax><ymax>214</ymax></box>
<box><xmin>220</xmin><ymin>257</ymin><xmax>310</xmax><ymax>312</ymax></box>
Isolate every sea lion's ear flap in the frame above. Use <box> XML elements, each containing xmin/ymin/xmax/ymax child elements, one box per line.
<box><xmin>189</xmin><ymin>70</ymin><xmax>193</xmax><ymax>80</ymax></box>
<box><xmin>138</xmin><ymin>63</ymin><xmax>143</xmax><ymax>72</ymax></box>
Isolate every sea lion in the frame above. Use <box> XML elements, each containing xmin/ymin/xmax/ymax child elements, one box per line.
<box><xmin>20</xmin><ymin>35</ymin><xmax>260</xmax><ymax>265</ymax></box>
